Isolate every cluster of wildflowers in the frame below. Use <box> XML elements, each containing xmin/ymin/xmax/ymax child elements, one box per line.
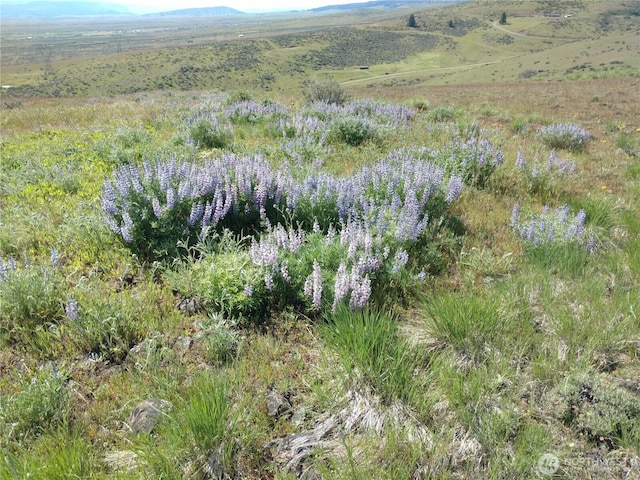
<box><xmin>515</xmin><ymin>150</ymin><xmax>576</xmax><ymax>177</ymax></box>
<box><xmin>514</xmin><ymin>150</ymin><xmax>577</xmax><ymax>197</ymax></box>
<box><xmin>511</xmin><ymin>203</ymin><xmax>596</xmax><ymax>252</ymax></box>
<box><xmin>100</xmin><ymin>98</ymin><xmax>478</xmax><ymax>312</ymax></box>
<box><xmin>185</xmin><ymin>112</ymin><xmax>234</xmax><ymax>150</ymax></box>
<box><xmin>102</xmin><ymin>147</ymin><xmax>464</xmax><ymax>310</ymax></box>
<box><xmin>224</xmin><ymin>100</ymin><xmax>289</xmax><ymax>125</ymax></box>
<box><xmin>537</xmin><ymin>123</ymin><xmax>591</xmax><ymax>152</ymax></box>
<box><xmin>0</xmin><ymin>247</ymin><xmax>60</xmax><ymax>282</ymax></box>
<box><xmin>0</xmin><ymin>256</ymin><xmax>18</xmax><ymax>282</ymax></box>
<box><xmin>406</xmin><ymin>134</ymin><xmax>504</xmax><ymax>188</ymax></box>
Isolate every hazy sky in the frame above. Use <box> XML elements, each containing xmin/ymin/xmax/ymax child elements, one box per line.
<box><xmin>124</xmin><ymin>0</ymin><xmax>368</xmax><ymax>14</ymax></box>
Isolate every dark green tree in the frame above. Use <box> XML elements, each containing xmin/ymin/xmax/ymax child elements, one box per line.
<box><xmin>448</xmin><ymin>19</ymin><xmax>455</xmax><ymax>28</ymax></box>
<box><xmin>408</xmin><ymin>13</ymin><xmax>417</xmax><ymax>28</ymax></box>
<box><xmin>499</xmin><ymin>12</ymin><xmax>507</xmax><ymax>25</ymax></box>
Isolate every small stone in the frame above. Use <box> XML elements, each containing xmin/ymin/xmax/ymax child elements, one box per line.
<box><xmin>176</xmin><ymin>297</ymin><xmax>201</xmax><ymax>315</ymax></box>
<box><xmin>126</xmin><ymin>398</ymin><xmax>173</xmax><ymax>433</ymax></box>
<box><xmin>203</xmin><ymin>450</ymin><xmax>225</xmax><ymax>480</ymax></box>
<box><xmin>267</xmin><ymin>385</ymin><xmax>291</xmax><ymax>418</ymax></box>
<box><xmin>292</xmin><ymin>406</ymin><xmax>306</xmax><ymax>426</ymax></box>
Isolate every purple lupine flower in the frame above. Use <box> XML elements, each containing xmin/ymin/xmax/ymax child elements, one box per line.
<box><xmin>249</xmin><ymin>238</ymin><xmax>279</xmax><ymax>267</ymax></box>
<box><xmin>152</xmin><ymin>196</ymin><xmax>163</xmax><ymax>219</ymax></box>
<box><xmin>101</xmin><ymin>181</ymin><xmax>120</xmax><ymax>217</ymax></box>
<box><xmin>50</xmin><ymin>247</ymin><xmax>60</xmax><ymax>267</ymax></box>
<box><xmin>303</xmin><ymin>276</ymin><xmax>313</xmax><ymax>297</ymax></box>
<box><xmin>349</xmin><ymin>273</ymin><xmax>371</xmax><ymax>309</ymax></box>
<box><xmin>510</xmin><ymin>203</ymin><xmax>520</xmax><ymax>229</ymax></box>
<box><xmin>575</xmin><ymin>209</ymin><xmax>587</xmax><ymax>237</ymax></box>
<box><xmin>392</xmin><ymin>249</ymin><xmax>409</xmax><ymax>273</ymax></box>
<box><xmin>244</xmin><ymin>284</ymin><xmax>253</xmax><ymax>297</ymax></box>
<box><xmin>527</xmin><ymin>219</ymin><xmax>536</xmax><ymax>242</ymax></box>
<box><xmin>445</xmin><ymin>175</ymin><xmax>463</xmax><ymax>204</ymax></box>
<box><xmin>264</xmin><ymin>272</ymin><xmax>274</xmax><ymax>291</ymax></box>
<box><xmin>332</xmin><ymin>262</ymin><xmax>350</xmax><ymax>311</ymax></box>
<box><xmin>516</xmin><ymin>151</ymin><xmax>526</xmax><ymax>169</ymax></box>
<box><xmin>283</xmin><ymin>262</ymin><xmax>293</xmax><ymax>282</ymax></box>
<box><xmin>121</xmin><ymin>212</ymin><xmax>134</xmax><ymax>243</ymax></box>
<box><xmin>557</xmin><ymin>205</ymin><xmax>570</xmax><ymax>223</ymax></box>
<box><xmin>312</xmin><ymin>261</ymin><xmax>322</xmax><ymax>309</ymax></box>
<box><xmin>165</xmin><ymin>187</ymin><xmax>176</xmax><ymax>210</ymax></box>
<box><xmin>0</xmin><ymin>257</ymin><xmax>18</xmax><ymax>281</ymax></box>
<box><xmin>547</xmin><ymin>150</ymin><xmax>558</xmax><ymax>170</ymax></box>
<box><xmin>547</xmin><ymin>224</ymin><xmax>556</xmax><ymax>243</ymax></box>
<box><xmin>65</xmin><ymin>296</ymin><xmax>79</xmax><ymax>322</ymax></box>
<box><xmin>188</xmin><ymin>202</ymin><xmax>204</xmax><ymax>227</ymax></box>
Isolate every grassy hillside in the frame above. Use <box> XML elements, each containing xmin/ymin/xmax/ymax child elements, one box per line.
<box><xmin>1</xmin><ymin>1</ymin><xmax>640</xmax><ymax>479</ymax></box>
<box><xmin>1</xmin><ymin>0</ymin><xmax>638</xmax><ymax>97</ymax></box>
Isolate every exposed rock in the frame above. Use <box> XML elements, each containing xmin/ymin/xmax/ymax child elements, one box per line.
<box><xmin>176</xmin><ymin>297</ymin><xmax>201</xmax><ymax>315</ymax></box>
<box><xmin>126</xmin><ymin>398</ymin><xmax>173</xmax><ymax>433</ymax></box>
<box><xmin>291</xmin><ymin>405</ymin><xmax>306</xmax><ymax>426</ymax></box>
<box><xmin>266</xmin><ymin>385</ymin><xmax>292</xmax><ymax>418</ymax></box>
<box><xmin>267</xmin><ymin>389</ymin><xmax>433</xmax><ymax>477</ymax></box>
<box><xmin>202</xmin><ymin>449</ymin><xmax>227</xmax><ymax>480</ymax></box>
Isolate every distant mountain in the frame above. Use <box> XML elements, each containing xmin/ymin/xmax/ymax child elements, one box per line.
<box><xmin>146</xmin><ymin>7</ymin><xmax>244</xmax><ymax>17</ymax></box>
<box><xmin>311</xmin><ymin>0</ymin><xmax>460</xmax><ymax>12</ymax></box>
<box><xmin>1</xmin><ymin>1</ymin><xmax>130</xmax><ymax>18</ymax></box>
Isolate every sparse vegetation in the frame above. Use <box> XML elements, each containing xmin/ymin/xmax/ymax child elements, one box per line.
<box><xmin>1</xmin><ymin>1</ymin><xmax>639</xmax><ymax>478</ymax></box>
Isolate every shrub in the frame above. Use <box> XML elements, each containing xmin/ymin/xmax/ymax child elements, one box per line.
<box><xmin>302</xmin><ymin>78</ymin><xmax>350</xmax><ymax>105</ymax></box>
<box><xmin>514</xmin><ymin>149</ymin><xmax>576</xmax><ymax>200</ymax></box>
<box><xmin>172</xmin><ymin>247</ymin><xmax>266</xmax><ymax>318</ymax></box>
<box><xmin>329</xmin><ymin>116</ymin><xmax>377</xmax><ymax>146</ymax></box>
<box><xmin>538</xmin><ymin>123</ymin><xmax>591</xmax><ymax>152</ymax></box>
<box><xmin>511</xmin><ymin>203</ymin><xmax>593</xmax><ymax>249</ymax></box>
<box><xmin>0</xmin><ymin>258</ymin><xmax>66</xmax><ymax>347</ymax></box>
<box><xmin>420</xmin><ymin>135</ymin><xmax>505</xmax><ymax>188</ymax></box>
<box><xmin>511</xmin><ymin>203</ymin><xmax>596</xmax><ymax>274</ymax></box>
<box><xmin>0</xmin><ymin>366</ymin><xmax>73</xmax><ymax>443</ymax></box>
<box><xmin>71</xmin><ymin>289</ymin><xmax>143</xmax><ymax>363</ymax></box>
<box><xmin>224</xmin><ymin>100</ymin><xmax>289</xmax><ymax>125</ymax></box>
<box><xmin>101</xmin><ymin>148</ymin><xmax>460</xmax><ymax>263</ymax></box>
<box><xmin>188</xmin><ymin>117</ymin><xmax>233</xmax><ymax>150</ymax></box>
<box><xmin>546</xmin><ymin>372</ymin><xmax>640</xmax><ymax>448</ymax></box>
<box><xmin>426</xmin><ymin>105</ymin><xmax>456</xmax><ymax>122</ymax></box>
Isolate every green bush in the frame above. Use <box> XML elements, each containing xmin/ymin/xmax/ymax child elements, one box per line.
<box><xmin>303</xmin><ymin>78</ymin><xmax>350</xmax><ymax>105</ymax></box>
<box><xmin>537</xmin><ymin>123</ymin><xmax>591</xmax><ymax>152</ymax></box>
<box><xmin>0</xmin><ymin>264</ymin><xmax>66</xmax><ymax>347</ymax></box>
<box><xmin>426</xmin><ymin>105</ymin><xmax>456</xmax><ymax>122</ymax></box>
<box><xmin>189</xmin><ymin>118</ymin><xmax>234</xmax><ymax>150</ymax></box>
<box><xmin>185</xmin><ymin>250</ymin><xmax>265</xmax><ymax>318</ymax></box>
<box><xmin>547</xmin><ymin>372</ymin><xmax>640</xmax><ymax>448</ymax></box>
<box><xmin>0</xmin><ymin>367</ymin><xmax>73</xmax><ymax>443</ymax></box>
<box><xmin>329</xmin><ymin>116</ymin><xmax>376</xmax><ymax>146</ymax></box>
<box><xmin>73</xmin><ymin>292</ymin><xmax>143</xmax><ymax>363</ymax></box>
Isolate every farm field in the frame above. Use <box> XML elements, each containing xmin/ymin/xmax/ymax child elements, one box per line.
<box><xmin>1</xmin><ymin>0</ymin><xmax>640</xmax><ymax>479</ymax></box>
